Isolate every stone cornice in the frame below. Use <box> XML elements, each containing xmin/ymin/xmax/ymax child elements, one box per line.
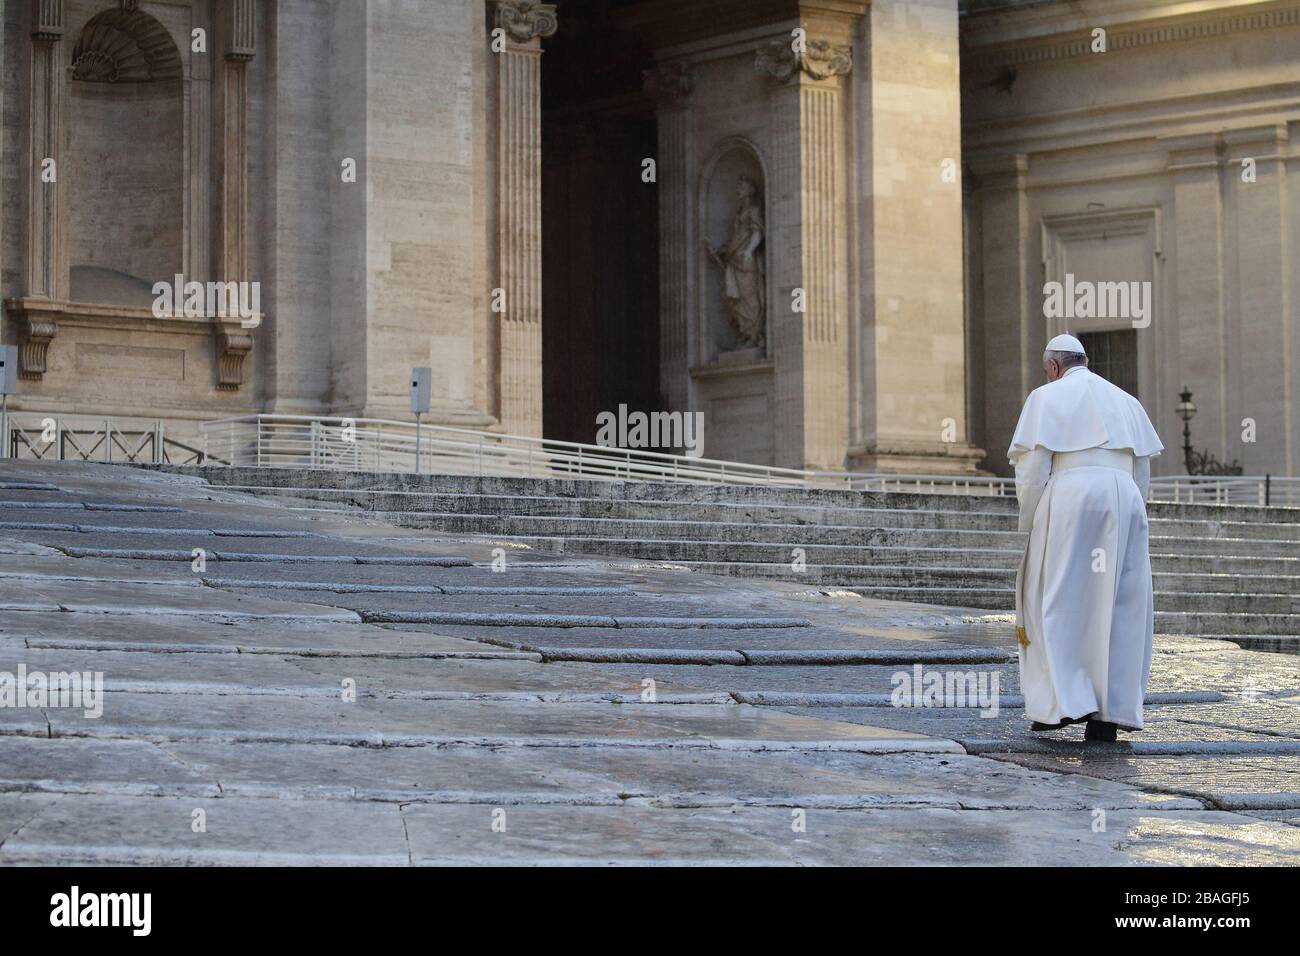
<box><xmin>755</xmin><ymin>37</ymin><xmax>852</xmax><ymax>82</ymax></box>
<box><xmin>616</xmin><ymin>0</ymin><xmax>867</xmax><ymax>52</ymax></box>
<box><xmin>643</xmin><ymin>62</ymin><xmax>696</xmax><ymax>108</ymax></box>
<box><xmin>963</xmin><ymin>0</ymin><xmax>1300</xmax><ymax>73</ymax></box>
<box><xmin>494</xmin><ymin>1</ymin><xmax>558</xmax><ymax>44</ymax></box>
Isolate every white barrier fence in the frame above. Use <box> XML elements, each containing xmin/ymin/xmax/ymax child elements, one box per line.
<box><xmin>1</xmin><ymin>414</ymin><xmax>206</xmax><ymax>465</ymax></box>
<box><xmin>201</xmin><ymin>414</ymin><xmax>1013</xmax><ymax>495</ymax></box>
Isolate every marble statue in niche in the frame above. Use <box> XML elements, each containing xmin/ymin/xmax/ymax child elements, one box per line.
<box><xmin>706</xmin><ymin>177</ymin><xmax>766</xmax><ymax>352</ymax></box>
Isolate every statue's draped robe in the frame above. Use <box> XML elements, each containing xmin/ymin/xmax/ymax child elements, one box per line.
<box><xmin>1008</xmin><ymin>366</ymin><xmax>1164</xmax><ymax>730</ymax></box>
<box><xmin>720</xmin><ymin>204</ymin><xmax>765</xmax><ymax>344</ymax></box>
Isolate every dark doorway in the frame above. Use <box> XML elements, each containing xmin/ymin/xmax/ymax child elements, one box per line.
<box><xmin>541</xmin><ymin>0</ymin><xmax>660</xmax><ymax>445</ymax></box>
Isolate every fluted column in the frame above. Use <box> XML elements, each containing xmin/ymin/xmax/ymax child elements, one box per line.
<box><xmin>493</xmin><ymin>1</ymin><xmax>556</xmax><ymax>437</ymax></box>
<box><xmin>757</xmin><ymin>39</ymin><xmax>850</xmax><ymax>469</ymax></box>
<box><xmin>27</xmin><ymin>0</ymin><xmax>65</xmax><ymax>302</ymax></box>
<box><xmin>215</xmin><ymin>0</ymin><xmax>256</xmax><ymax>389</ymax></box>
<box><xmin>644</xmin><ymin>62</ymin><xmax>694</xmax><ymax>415</ymax></box>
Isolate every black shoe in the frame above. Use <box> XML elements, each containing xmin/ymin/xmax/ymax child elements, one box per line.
<box><xmin>1031</xmin><ymin>713</ymin><xmax>1094</xmax><ymax>732</ymax></box>
<box><xmin>1085</xmin><ymin>720</ymin><xmax>1119</xmax><ymax>742</ymax></box>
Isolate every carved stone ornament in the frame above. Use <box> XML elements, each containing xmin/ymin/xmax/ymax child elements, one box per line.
<box><xmin>217</xmin><ymin>330</ymin><xmax>253</xmax><ymax>389</ymax></box>
<box><xmin>495</xmin><ymin>1</ymin><xmax>558</xmax><ymax>43</ymax></box>
<box><xmin>755</xmin><ymin>38</ymin><xmax>852</xmax><ymax>82</ymax></box>
<box><xmin>21</xmin><ymin>318</ymin><xmax>57</xmax><ymax>380</ymax></box>
<box><xmin>643</xmin><ymin>62</ymin><xmax>695</xmax><ymax>108</ymax></box>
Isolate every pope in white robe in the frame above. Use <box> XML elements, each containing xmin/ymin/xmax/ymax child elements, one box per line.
<box><xmin>1008</xmin><ymin>334</ymin><xmax>1164</xmax><ymax>741</ymax></box>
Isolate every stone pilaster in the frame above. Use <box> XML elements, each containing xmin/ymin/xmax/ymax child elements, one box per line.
<box><xmin>852</xmin><ymin>0</ymin><xmax>980</xmax><ymax>474</ymax></box>
<box><xmin>215</xmin><ymin>0</ymin><xmax>256</xmax><ymax>389</ymax></box>
<box><xmin>26</xmin><ymin>0</ymin><xmax>65</xmax><ymax>302</ymax></box>
<box><xmin>970</xmin><ymin>153</ymin><xmax>1030</xmax><ymax>473</ymax></box>
<box><xmin>493</xmin><ymin>1</ymin><xmax>556</xmax><ymax>437</ymax></box>
<box><xmin>186</xmin><ymin>3</ymin><xmax>213</xmax><ymax>285</ymax></box>
<box><xmin>758</xmin><ymin>38</ymin><xmax>850</xmax><ymax>470</ymax></box>
<box><xmin>644</xmin><ymin>61</ymin><xmax>694</xmax><ymax>415</ymax></box>
<box><xmin>1224</xmin><ymin>124</ymin><xmax>1292</xmax><ymax>474</ymax></box>
<box><xmin>1163</xmin><ymin>131</ymin><xmax>1227</xmax><ymax>463</ymax></box>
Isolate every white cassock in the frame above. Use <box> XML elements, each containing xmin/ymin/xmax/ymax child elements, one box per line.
<box><xmin>1008</xmin><ymin>365</ymin><xmax>1164</xmax><ymax>730</ymax></box>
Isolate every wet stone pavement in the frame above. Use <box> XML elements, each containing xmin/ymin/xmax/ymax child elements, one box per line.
<box><xmin>0</xmin><ymin>461</ymin><xmax>1297</xmax><ymax>865</ymax></box>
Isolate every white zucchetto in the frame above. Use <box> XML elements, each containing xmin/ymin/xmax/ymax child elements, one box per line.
<box><xmin>1045</xmin><ymin>333</ymin><xmax>1086</xmax><ymax>354</ymax></box>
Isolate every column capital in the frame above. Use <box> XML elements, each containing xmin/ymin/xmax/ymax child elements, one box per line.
<box><xmin>643</xmin><ymin>61</ymin><xmax>695</xmax><ymax>110</ymax></box>
<box><xmin>755</xmin><ymin>38</ymin><xmax>851</xmax><ymax>84</ymax></box>
<box><xmin>32</xmin><ymin>0</ymin><xmax>64</xmax><ymax>41</ymax></box>
<box><xmin>225</xmin><ymin>0</ymin><xmax>256</xmax><ymax>62</ymax></box>
<box><xmin>494</xmin><ymin>1</ymin><xmax>558</xmax><ymax>44</ymax></box>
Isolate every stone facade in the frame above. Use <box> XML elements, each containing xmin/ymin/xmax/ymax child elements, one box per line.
<box><xmin>963</xmin><ymin>0</ymin><xmax>1300</xmax><ymax>476</ymax></box>
<box><xmin>0</xmin><ymin>0</ymin><xmax>1295</xmax><ymax>476</ymax></box>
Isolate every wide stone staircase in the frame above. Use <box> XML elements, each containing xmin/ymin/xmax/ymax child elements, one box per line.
<box><xmin>186</xmin><ymin>467</ymin><xmax>1300</xmax><ymax>652</ymax></box>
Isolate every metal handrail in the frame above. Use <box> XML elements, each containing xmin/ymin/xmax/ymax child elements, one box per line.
<box><xmin>199</xmin><ymin>413</ymin><xmax>1015</xmax><ymax>495</ymax></box>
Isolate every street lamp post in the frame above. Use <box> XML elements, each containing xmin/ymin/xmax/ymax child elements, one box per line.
<box><xmin>1176</xmin><ymin>385</ymin><xmax>1243</xmax><ymax>476</ymax></box>
<box><xmin>1175</xmin><ymin>386</ymin><xmax>1197</xmax><ymax>475</ymax></box>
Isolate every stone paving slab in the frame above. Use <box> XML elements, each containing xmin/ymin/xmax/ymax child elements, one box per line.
<box><xmin>390</xmin><ymin>622</ymin><xmax>988</xmax><ymax>655</ymax></box>
<box><xmin>987</xmin><ymin>753</ymin><xmax>1300</xmax><ymax>811</ymax></box>
<box><xmin>1168</xmin><ymin>700</ymin><xmax>1300</xmax><ymax>739</ymax></box>
<box><xmin>4</xmin><ymin>792</ymin><xmax>1293</xmax><ymax>866</ymax></box>
<box><xmin>0</xmin><ymin>613</ymin><xmax>535</xmax><ymax>659</ymax></box>
<box><xmin>0</xmin><ymin>737</ymin><xmax>1197</xmax><ymax>810</ymax></box>
<box><xmin>556</xmin><ymin>656</ymin><xmax>1298</xmax><ymax>702</ymax></box>
<box><xmin>0</xmin><ymin>646</ymin><xmax>721</xmax><ymax>700</ymax></box>
<box><xmin>398</xmin><ymin>803</ymin><xmax>1300</xmax><ymax>866</ymax></box>
<box><xmin>0</xmin><ymin>737</ymin><xmax>217</xmax><ymax>797</ymax></box>
<box><xmin>0</xmin><ymin>580</ymin><xmax>360</xmax><ymax>622</ymax></box>
<box><xmin>0</xmin><ymin>794</ymin><xmax>410</xmax><ymax>866</ymax></box>
<box><xmin>2</xmin><ymin>691</ymin><xmax>957</xmax><ymax>752</ymax></box>
<box><xmin>17</xmin><ymin>530</ymin><xmax>474</xmax><ymax>562</ymax></box>
<box><xmin>0</xmin><ymin>536</ymin><xmax>61</xmax><ymax>556</ymax></box>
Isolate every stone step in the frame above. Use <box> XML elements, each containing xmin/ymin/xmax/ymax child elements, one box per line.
<box><xmin>224</xmin><ymin>483</ymin><xmax>1300</xmax><ymax>541</ymax></box>
<box><xmin>371</xmin><ymin>511</ymin><xmax>1300</xmax><ymax>557</ymax></box>
<box><xmin>225</xmin><ymin>485</ymin><xmax>1025</xmax><ymax>530</ymax></box>
<box><xmin>665</xmin><ymin>562</ymin><xmax>1300</xmax><ymax>596</ymax></box>
<box><xmin>839</xmin><ymin>586</ymin><xmax>1299</xmax><ymax>615</ymax></box>
<box><xmin>401</xmin><ymin>530</ymin><xmax>1300</xmax><ymax>576</ymax></box>
<box><xmin>1152</xmin><ymin>611</ymin><xmax>1300</xmax><ymax>636</ymax></box>
<box><xmin>184</xmin><ymin>466</ymin><xmax>1300</xmax><ymax>524</ymax></box>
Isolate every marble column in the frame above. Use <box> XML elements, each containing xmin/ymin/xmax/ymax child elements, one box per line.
<box><xmin>493</xmin><ymin>1</ymin><xmax>556</xmax><ymax>437</ymax></box>
<box><xmin>757</xmin><ymin>39</ymin><xmax>851</xmax><ymax>470</ymax></box>
<box><xmin>644</xmin><ymin>61</ymin><xmax>694</xmax><ymax>416</ymax></box>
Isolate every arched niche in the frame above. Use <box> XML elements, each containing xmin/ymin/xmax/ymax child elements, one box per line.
<box><xmin>65</xmin><ymin>3</ymin><xmax>184</xmax><ymax>307</ymax></box>
<box><xmin>697</xmin><ymin>138</ymin><xmax>770</xmax><ymax>365</ymax></box>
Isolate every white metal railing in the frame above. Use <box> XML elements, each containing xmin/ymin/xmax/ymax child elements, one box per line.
<box><xmin>200</xmin><ymin>414</ymin><xmax>1016</xmax><ymax>496</ymax></box>
<box><xmin>1149</xmin><ymin>475</ymin><xmax>1300</xmax><ymax>508</ymax></box>
<box><xmin>2</xmin><ymin>414</ymin><xmax>208</xmax><ymax>465</ymax></box>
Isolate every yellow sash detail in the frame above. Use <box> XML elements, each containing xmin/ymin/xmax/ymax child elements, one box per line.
<box><xmin>1015</xmin><ymin>625</ymin><xmax>1029</xmax><ymax>647</ymax></box>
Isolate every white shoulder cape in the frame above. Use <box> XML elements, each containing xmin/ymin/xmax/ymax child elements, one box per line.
<box><xmin>1008</xmin><ymin>367</ymin><xmax>1164</xmax><ymax>463</ymax></box>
